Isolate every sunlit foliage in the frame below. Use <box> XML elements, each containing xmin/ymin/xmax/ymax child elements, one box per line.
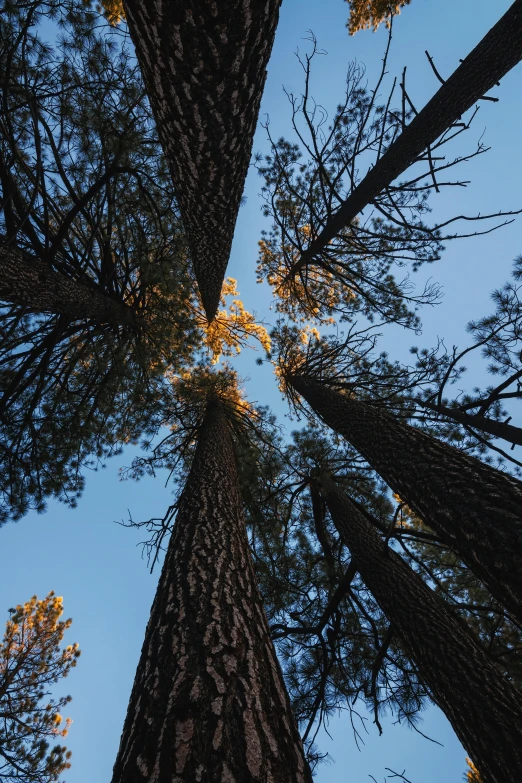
<box><xmin>125</xmin><ymin>366</ymin><xmax>258</xmax><ymax>491</ymax></box>
<box><xmin>258</xmin><ymin>37</ymin><xmax>496</xmax><ymax>331</ymax></box>
<box><xmin>345</xmin><ymin>0</ymin><xmax>411</xmax><ymax>34</ymax></box>
<box><xmin>196</xmin><ymin>278</ymin><xmax>271</xmax><ymax>364</ymax></box>
<box><xmin>268</xmin><ymin>261</ymin><xmax>522</xmax><ymax>474</ymax></box>
<box><xmin>256</xmin><ymin>50</ymin><xmax>442</xmax><ymax>330</ymax></box>
<box><xmin>96</xmin><ymin>0</ymin><xmax>125</xmax><ymax>26</ymax></box>
<box><xmin>2</xmin><ymin>2</ymin><xmax>520</xmax><ymax>780</ymax></box>
<box><xmin>464</xmin><ymin>758</ymin><xmax>483</xmax><ymax>782</ymax></box>
<box><xmin>121</xmin><ymin>367</ymin><xmax>271</xmax><ymax>567</ymax></box>
<box><xmin>0</xmin><ymin>593</ymin><xmax>80</xmax><ymax>783</ymax></box>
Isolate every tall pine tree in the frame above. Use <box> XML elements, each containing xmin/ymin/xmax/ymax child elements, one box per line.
<box><xmin>111</xmin><ymin>372</ymin><xmax>311</xmax><ymax>782</ymax></box>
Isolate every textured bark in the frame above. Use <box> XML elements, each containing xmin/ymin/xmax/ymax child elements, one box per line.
<box><xmin>111</xmin><ymin>400</ymin><xmax>311</xmax><ymax>783</ymax></box>
<box><xmin>317</xmin><ymin>475</ymin><xmax>522</xmax><ymax>783</ymax></box>
<box><xmin>292</xmin><ymin>0</ymin><xmax>522</xmax><ymax>274</ymax></box>
<box><xmin>122</xmin><ymin>0</ymin><xmax>282</xmax><ymax>321</ymax></box>
<box><xmin>290</xmin><ymin>375</ymin><xmax>522</xmax><ymax>624</ymax></box>
<box><xmin>0</xmin><ymin>244</ymin><xmax>139</xmax><ymax>328</ymax></box>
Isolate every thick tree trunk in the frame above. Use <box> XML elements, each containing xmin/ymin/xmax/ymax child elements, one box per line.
<box><xmin>416</xmin><ymin>398</ymin><xmax>522</xmax><ymax>447</ymax></box>
<box><xmin>111</xmin><ymin>399</ymin><xmax>311</xmax><ymax>782</ymax></box>
<box><xmin>0</xmin><ymin>244</ymin><xmax>139</xmax><ymax>329</ymax></box>
<box><xmin>292</xmin><ymin>0</ymin><xmax>522</xmax><ymax>273</ymax></box>
<box><xmin>122</xmin><ymin>0</ymin><xmax>282</xmax><ymax>321</ymax></box>
<box><xmin>316</xmin><ymin>474</ymin><xmax>522</xmax><ymax>783</ymax></box>
<box><xmin>289</xmin><ymin>375</ymin><xmax>522</xmax><ymax>624</ymax></box>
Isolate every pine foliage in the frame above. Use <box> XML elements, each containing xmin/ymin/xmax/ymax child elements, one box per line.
<box><xmin>345</xmin><ymin>1</ymin><xmax>412</xmax><ymax>34</ymax></box>
<box><xmin>0</xmin><ymin>593</ymin><xmax>80</xmax><ymax>783</ymax></box>
<box><xmin>0</xmin><ymin>1</ymin><xmax>202</xmax><ymax>521</ymax></box>
<box><xmin>1</xmin><ymin>2</ymin><xmax>521</xmax><ymax>781</ymax></box>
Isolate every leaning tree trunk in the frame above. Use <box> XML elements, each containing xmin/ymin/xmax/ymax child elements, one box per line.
<box><xmin>316</xmin><ymin>473</ymin><xmax>522</xmax><ymax>783</ymax></box>
<box><xmin>0</xmin><ymin>244</ymin><xmax>139</xmax><ymax>329</ymax></box>
<box><xmin>289</xmin><ymin>375</ymin><xmax>522</xmax><ymax>625</ymax></box>
<box><xmin>292</xmin><ymin>0</ymin><xmax>522</xmax><ymax>274</ymax></box>
<box><xmin>122</xmin><ymin>0</ymin><xmax>282</xmax><ymax>321</ymax></box>
<box><xmin>111</xmin><ymin>399</ymin><xmax>311</xmax><ymax>783</ymax></box>
<box><xmin>416</xmin><ymin>397</ymin><xmax>522</xmax><ymax>447</ymax></box>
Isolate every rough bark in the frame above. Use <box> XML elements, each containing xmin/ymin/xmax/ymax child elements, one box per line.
<box><xmin>416</xmin><ymin>398</ymin><xmax>522</xmax><ymax>447</ymax></box>
<box><xmin>292</xmin><ymin>0</ymin><xmax>522</xmax><ymax>274</ymax></box>
<box><xmin>289</xmin><ymin>375</ymin><xmax>522</xmax><ymax>624</ymax></box>
<box><xmin>122</xmin><ymin>0</ymin><xmax>282</xmax><ymax>321</ymax></box>
<box><xmin>317</xmin><ymin>474</ymin><xmax>522</xmax><ymax>783</ymax></box>
<box><xmin>111</xmin><ymin>399</ymin><xmax>311</xmax><ymax>783</ymax></box>
<box><xmin>0</xmin><ymin>244</ymin><xmax>139</xmax><ymax>328</ymax></box>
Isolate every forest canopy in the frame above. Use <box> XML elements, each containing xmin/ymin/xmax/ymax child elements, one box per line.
<box><xmin>1</xmin><ymin>1</ymin><xmax>521</xmax><ymax>782</ymax></box>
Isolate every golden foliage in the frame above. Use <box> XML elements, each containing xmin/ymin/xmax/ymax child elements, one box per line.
<box><xmin>272</xmin><ymin>325</ymin><xmax>323</xmax><ymax>397</ymax></box>
<box><xmin>392</xmin><ymin>494</ymin><xmax>430</xmax><ymax>532</ymax></box>
<box><xmin>98</xmin><ymin>0</ymin><xmax>125</xmax><ymax>26</ymax></box>
<box><xmin>464</xmin><ymin>758</ymin><xmax>483</xmax><ymax>783</ymax></box>
<box><xmin>299</xmin><ymin>325</ymin><xmax>321</xmax><ymax>345</ymax></box>
<box><xmin>0</xmin><ymin>593</ymin><xmax>81</xmax><ymax>780</ymax></box>
<box><xmin>346</xmin><ymin>0</ymin><xmax>411</xmax><ymax>34</ymax></box>
<box><xmin>258</xmin><ymin>233</ymin><xmax>350</xmax><ymax>327</ymax></box>
<box><xmin>169</xmin><ymin>366</ymin><xmax>254</xmax><ymax>422</ymax></box>
<box><xmin>196</xmin><ymin>278</ymin><xmax>271</xmax><ymax>364</ymax></box>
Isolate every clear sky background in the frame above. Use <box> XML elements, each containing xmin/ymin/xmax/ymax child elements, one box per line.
<box><xmin>1</xmin><ymin>1</ymin><xmax>521</xmax><ymax>781</ymax></box>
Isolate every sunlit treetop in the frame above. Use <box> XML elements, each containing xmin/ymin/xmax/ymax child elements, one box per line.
<box><xmin>98</xmin><ymin>1</ymin><xmax>412</xmax><ymax>38</ymax></box>
<box><xmin>121</xmin><ymin>366</ymin><xmax>280</xmax><ymax>566</ymax></box>
<box><xmin>258</xmin><ymin>231</ymin><xmax>342</xmax><ymax>328</ymax></box>
<box><xmin>195</xmin><ymin>278</ymin><xmax>271</xmax><ymax>365</ymax></box>
<box><xmin>345</xmin><ymin>0</ymin><xmax>411</xmax><ymax>34</ymax></box>
<box><xmin>267</xmin><ymin>262</ymin><xmax>522</xmax><ymax>473</ymax></box>
<box><xmin>0</xmin><ymin>592</ymin><xmax>81</xmax><ymax>783</ymax></box>
<box><xmin>257</xmin><ymin>35</ymin><xmax>506</xmax><ymax>332</ymax></box>
<box><xmin>256</xmin><ymin>56</ymin><xmax>444</xmax><ymax>331</ymax></box>
<box><xmin>124</xmin><ymin>365</ymin><xmax>263</xmax><ymax>492</ymax></box>
<box><xmin>169</xmin><ymin>365</ymin><xmax>255</xmax><ymax>423</ymax></box>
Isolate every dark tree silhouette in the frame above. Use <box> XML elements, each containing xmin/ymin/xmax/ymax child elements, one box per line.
<box><xmin>112</xmin><ymin>376</ymin><xmax>311</xmax><ymax>782</ymax></box>
<box><xmin>0</xmin><ymin>3</ymin><xmax>201</xmax><ymax>521</ymax></box>
<box><xmin>287</xmin><ymin>373</ymin><xmax>522</xmax><ymax>625</ymax></box>
<box><xmin>257</xmin><ymin>32</ymin><xmax>520</xmax><ymax>330</ymax></box>
<box><xmin>0</xmin><ymin>245</ymin><xmax>139</xmax><ymax>328</ymax></box>
<box><xmin>316</xmin><ymin>473</ymin><xmax>522</xmax><ymax>783</ymax></box>
<box><xmin>122</xmin><ymin>0</ymin><xmax>282</xmax><ymax>320</ymax></box>
<box><xmin>290</xmin><ymin>1</ymin><xmax>522</xmax><ymax>275</ymax></box>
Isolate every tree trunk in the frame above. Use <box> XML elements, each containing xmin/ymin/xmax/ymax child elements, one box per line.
<box><xmin>289</xmin><ymin>375</ymin><xmax>522</xmax><ymax>624</ymax></box>
<box><xmin>122</xmin><ymin>0</ymin><xmax>282</xmax><ymax>321</ymax></box>
<box><xmin>416</xmin><ymin>398</ymin><xmax>522</xmax><ymax>447</ymax></box>
<box><xmin>292</xmin><ymin>0</ymin><xmax>522</xmax><ymax>274</ymax></box>
<box><xmin>316</xmin><ymin>473</ymin><xmax>522</xmax><ymax>783</ymax></box>
<box><xmin>111</xmin><ymin>399</ymin><xmax>311</xmax><ymax>783</ymax></box>
<box><xmin>0</xmin><ymin>244</ymin><xmax>139</xmax><ymax>329</ymax></box>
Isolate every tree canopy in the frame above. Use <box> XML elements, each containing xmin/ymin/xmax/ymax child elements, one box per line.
<box><xmin>345</xmin><ymin>0</ymin><xmax>412</xmax><ymax>34</ymax></box>
<box><xmin>0</xmin><ymin>1</ymin><xmax>268</xmax><ymax>522</ymax></box>
<box><xmin>0</xmin><ymin>592</ymin><xmax>80</xmax><ymax>783</ymax></box>
<box><xmin>2</xmin><ymin>1</ymin><xmax>522</xmax><ymax>781</ymax></box>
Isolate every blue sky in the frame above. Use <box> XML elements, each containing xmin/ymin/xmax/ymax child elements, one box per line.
<box><xmin>0</xmin><ymin>1</ymin><xmax>521</xmax><ymax>781</ymax></box>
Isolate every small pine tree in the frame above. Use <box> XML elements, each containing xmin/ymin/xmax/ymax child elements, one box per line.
<box><xmin>0</xmin><ymin>593</ymin><xmax>80</xmax><ymax>782</ymax></box>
